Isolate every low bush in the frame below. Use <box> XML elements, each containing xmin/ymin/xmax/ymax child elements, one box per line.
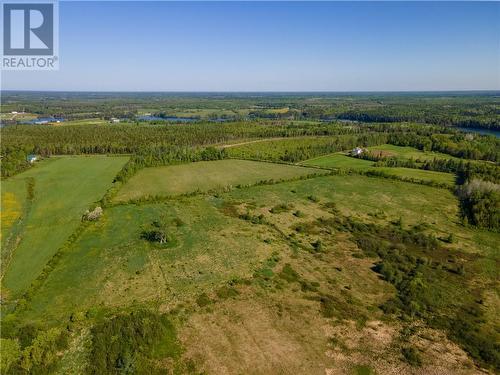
<box><xmin>88</xmin><ymin>310</ymin><xmax>180</xmax><ymax>374</ymax></box>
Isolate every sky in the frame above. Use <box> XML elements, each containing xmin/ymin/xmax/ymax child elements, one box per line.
<box><xmin>1</xmin><ymin>1</ymin><xmax>499</xmax><ymax>91</ymax></box>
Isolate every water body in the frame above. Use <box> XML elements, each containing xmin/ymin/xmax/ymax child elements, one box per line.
<box><xmin>23</xmin><ymin>117</ymin><xmax>65</xmax><ymax>124</ymax></box>
<box><xmin>457</xmin><ymin>127</ymin><xmax>500</xmax><ymax>138</ymax></box>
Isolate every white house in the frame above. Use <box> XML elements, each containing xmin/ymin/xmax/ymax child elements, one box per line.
<box><xmin>351</xmin><ymin>147</ymin><xmax>364</xmax><ymax>156</ymax></box>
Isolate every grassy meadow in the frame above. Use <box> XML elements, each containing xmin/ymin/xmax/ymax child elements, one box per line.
<box><xmin>1</xmin><ymin>156</ymin><xmax>128</xmax><ymax>299</ymax></box>
<box><xmin>375</xmin><ymin>167</ymin><xmax>456</xmax><ymax>185</ymax></box>
<box><xmin>301</xmin><ymin>152</ymin><xmax>375</xmax><ymax>169</ymax></box>
<box><xmin>301</xmin><ymin>153</ymin><xmax>456</xmax><ymax>186</ymax></box>
<box><xmin>366</xmin><ymin>144</ymin><xmax>457</xmax><ymax>161</ymax></box>
<box><xmin>114</xmin><ymin>159</ymin><xmax>325</xmax><ymax>202</ymax></box>
<box><xmin>8</xmin><ymin>170</ymin><xmax>499</xmax><ymax>373</ymax></box>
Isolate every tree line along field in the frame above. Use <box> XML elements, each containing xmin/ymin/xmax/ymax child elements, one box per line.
<box><xmin>0</xmin><ymin>93</ymin><xmax>499</xmax><ymax>374</ymax></box>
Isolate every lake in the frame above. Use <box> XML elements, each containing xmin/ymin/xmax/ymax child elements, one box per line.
<box><xmin>23</xmin><ymin>117</ymin><xmax>65</xmax><ymax>125</ymax></box>
<box><xmin>457</xmin><ymin>127</ymin><xmax>500</xmax><ymax>138</ymax></box>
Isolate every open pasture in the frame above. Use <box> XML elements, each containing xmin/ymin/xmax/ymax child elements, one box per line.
<box><xmin>20</xmin><ymin>198</ymin><xmax>278</xmax><ymax>322</ymax></box>
<box><xmin>375</xmin><ymin>167</ymin><xmax>456</xmax><ymax>185</ymax></box>
<box><xmin>226</xmin><ymin>174</ymin><xmax>499</xmax><ymax>256</ymax></box>
<box><xmin>301</xmin><ymin>153</ymin><xmax>374</xmax><ymax>169</ymax></box>
<box><xmin>301</xmin><ymin>153</ymin><xmax>456</xmax><ymax>185</ymax></box>
<box><xmin>1</xmin><ymin>156</ymin><xmax>128</xmax><ymax>298</ymax></box>
<box><xmin>114</xmin><ymin>159</ymin><xmax>324</xmax><ymax>202</ymax></box>
<box><xmin>367</xmin><ymin>144</ymin><xmax>459</xmax><ymax>161</ymax></box>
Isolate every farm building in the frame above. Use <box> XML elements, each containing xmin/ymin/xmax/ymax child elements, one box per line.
<box><xmin>27</xmin><ymin>154</ymin><xmax>38</xmax><ymax>163</ymax></box>
<box><xmin>351</xmin><ymin>147</ymin><xmax>364</xmax><ymax>156</ymax></box>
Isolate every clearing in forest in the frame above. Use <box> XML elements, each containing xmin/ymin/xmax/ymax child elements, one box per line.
<box><xmin>114</xmin><ymin>159</ymin><xmax>325</xmax><ymax>202</ymax></box>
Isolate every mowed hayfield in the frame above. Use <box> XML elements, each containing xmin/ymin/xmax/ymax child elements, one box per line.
<box><xmin>301</xmin><ymin>153</ymin><xmax>374</xmax><ymax>169</ymax></box>
<box><xmin>301</xmin><ymin>153</ymin><xmax>456</xmax><ymax>185</ymax></box>
<box><xmin>114</xmin><ymin>159</ymin><xmax>325</xmax><ymax>202</ymax></box>
<box><xmin>366</xmin><ymin>144</ymin><xmax>459</xmax><ymax>161</ymax></box>
<box><xmin>1</xmin><ymin>155</ymin><xmax>128</xmax><ymax>299</ymax></box>
<box><xmin>376</xmin><ymin>167</ymin><xmax>456</xmax><ymax>185</ymax></box>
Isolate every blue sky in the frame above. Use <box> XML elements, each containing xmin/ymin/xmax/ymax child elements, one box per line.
<box><xmin>2</xmin><ymin>1</ymin><xmax>499</xmax><ymax>91</ymax></box>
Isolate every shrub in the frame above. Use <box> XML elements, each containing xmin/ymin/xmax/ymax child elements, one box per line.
<box><xmin>215</xmin><ymin>285</ymin><xmax>240</xmax><ymax>300</ymax></box>
<box><xmin>88</xmin><ymin>310</ymin><xmax>180</xmax><ymax>374</ymax></box>
<box><xmin>402</xmin><ymin>346</ymin><xmax>422</xmax><ymax>366</ymax></box>
<box><xmin>141</xmin><ymin>220</ymin><xmax>175</xmax><ymax>244</ymax></box>
<box><xmin>82</xmin><ymin>206</ymin><xmax>103</xmax><ymax>221</ymax></box>
<box><xmin>311</xmin><ymin>239</ymin><xmax>323</xmax><ymax>253</ymax></box>
<box><xmin>196</xmin><ymin>293</ymin><xmax>212</xmax><ymax>307</ymax></box>
<box><xmin>279</xmin><ymin>263</ymin><xmax>300</xmax><ymax>283</ymax></box>
<box><xmin>270</xmin><ymin>203</ymin><xmax>293</xmax><ymax>214</ymax></box>
<box><xmin>307</xmin><ymin>195</ymin><xmax>320</xmax><ymax>203</ymax></box>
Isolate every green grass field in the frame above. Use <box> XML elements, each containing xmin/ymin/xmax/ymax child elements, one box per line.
<box><xmin>1</xmin><ymin>156</ymin><xmax>128</xmax><ymax>298</ymax></box>
<box><xmin>114</xmin><ymin>159</ymin><xmax>324</xmax><ymax>202</ymax></box>
<box><xmin>20</xmin><ymin>198</ymin><xmax>276</xmax><ymax>323</ymax></box>
<box><xmin>1</xmin><ymin>179</ymin><xmax>28</xmax><ymax>247</ymax></box>
<box><xmin>366</xmin><ymin>144</ymin><xmax>459</xmax><ymax>161</ymax></box>
<box><xmin>301</xmin><ymin>153</ymin><xmax>455</xmax><ymax>185</ymax></box>
<box><xmin>21</xmin><ymin>173</ymin><xmax>499</xmax><ymax>322</ymax></box>
<box><xmin>57</xmin><ymin>119</ymin><xmax>109</xmax><ymax>126</ymax></box>
<box><xmin>301</xmin><ymin>153</ymin><xmax>375</xmax><ymax>169</ymax></box>
<box><xmin>7</xmin><ymin>166</ymin><xmax>499</xmax><ymax>373</ymax></box>
<box><xmin>376</xmin><ymin>167</ymin><xmax>456</xmax><ymax>185</ymax></box>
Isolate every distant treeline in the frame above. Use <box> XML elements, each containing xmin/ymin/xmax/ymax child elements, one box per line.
<box><xmin>336</xmin><ymin>111</ymin><xmax>500</xmax><ymax>131</ymax></box>
<box><xmin>387</xmin><ymin>133</ymin><xmax>500</xmax><ymax>162</ymax></box>
<box><xmin>3</xmin><ymin>92</ymin><xmax>499</xmax><ymax>129</ymax></box>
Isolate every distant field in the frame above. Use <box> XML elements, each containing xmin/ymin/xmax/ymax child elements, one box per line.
<box><xmin>302</xmin><ymin>152</ymin><xmax>456</xmax><ymax>185</ymax></box>
<box><xmin>376</xmin><ymin>167</ymin><xmax>456</xmax><ymax>185</ymax></box>
<box><xmin>57</xmin><ymin>119</ymin><xmax>109</xmax><ymax>126</ymax></box>
<box><xmin>114</xmin><ymin>159</ymin><xmax>324</xmax><ymax>202</ymax></box>
<box><xmin>366</xmin><ymin>144</ymin><xmax>458</xmax><ymax>161</ymax></box>
<box><xmin>301</xmin><ymin>153</ymin><xmax>374</xmax><ymax>169</ymax></box>
<box><xmin>225</xmin><ymin>136</ymin><xmax>347</xmax><ymax>161</ymax></box>
<box><xmin>1</xmin><ymin>155</ymin><xmax>128</xmax><ymax>298</ymax></box>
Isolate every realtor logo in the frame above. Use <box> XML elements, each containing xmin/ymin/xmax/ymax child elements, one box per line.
<box><xmin>2</xmin><ymin>0</ymin><xmax>59</xmax><ymax>70</ymax></box>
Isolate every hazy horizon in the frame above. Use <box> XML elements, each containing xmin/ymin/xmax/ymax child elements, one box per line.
<box><xmin>2</xmin><ymin>1</ymin><xmax>499</xmax><ymax>91</ymax></box>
